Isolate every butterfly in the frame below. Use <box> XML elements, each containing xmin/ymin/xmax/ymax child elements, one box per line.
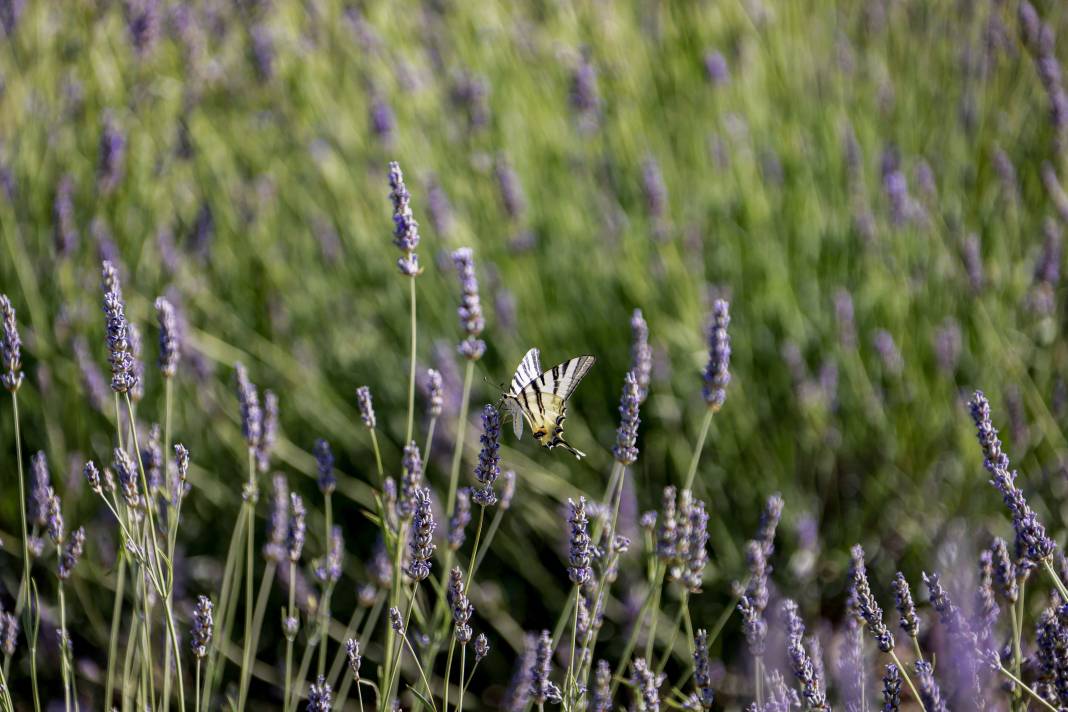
<box><xmin>500</xmin><ymin>348</ymin><xmax>596</xmax><ymax>459</ymax></box>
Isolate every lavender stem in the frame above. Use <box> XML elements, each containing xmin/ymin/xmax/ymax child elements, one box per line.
<box><xmin>683</xmin><ymin>409</ymin><xmax>714</xmax><ymax>492</ymax></box>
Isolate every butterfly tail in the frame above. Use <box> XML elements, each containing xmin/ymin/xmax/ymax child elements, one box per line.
<box><xmin>555</xmin><ymin>438</ymin><xmax>586</xmax><ymax>460</ymax></box>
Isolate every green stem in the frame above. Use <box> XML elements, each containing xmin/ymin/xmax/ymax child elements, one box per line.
<box><xmin>457</xmin><ymin>643</ymin><xmax>467</xmax><ymax>712</ymax></box>
<box><xmin>755</xmin><ymin>657</ymin><xmax>764</xmax><ymax>707</ymax></box>
<box><xmin>327</xmin><ymin>605</ymin><xmax>369</xmax><ymax>688</ymax></box>
<box><xmin>368</xmin><ymin>429</ymin><xmax>384</xmax><ymax>486</ymax></box>
<box><xmin>284</xmin><ymin>561</ymin><xmax>297</xmax><ymax>712</ymax></box>
<box><xmin>384</xmin><ymin>585</ymin><xmax>420</xmax><ymax>707</ymax></box>
<box><xmin>406</xmin><ymin>275</ymin><xmax>417</xmax><ymax>444</ymax></box>
<box><xmin>644</xmin><ymin>566</ymin><xmax>666</xmax><ymax>661</ymax></box>
<box><xmin>683</xmin><ymin>409</ymin><xmax>714</xmax><ymax>492</ymax></box>
<box><xmin>447</xmin><ymin>362</ymin><xmax>476</xmax><ymax>521</ymax></box>
<box><xmin>1044</xmin><ymin>559</ymin><xmax>1068</xmax><ymax>600</ymax></box>
<box><xmin>318</xmin><ymin>493</ymin><xmax>334</xmax><ymax>677</ymax></box>
<box><xmin>422</xmin><ymin>417</ymin><xmax>437</xmax><ymax>466</ymax></box>
<box><xmin>609</xmin><ymin>573</ymin><xmax>661</xmax><ymax>698</ymax></box>
<box><xmin>442</xmin><ymin>638</ymin><xmax>456</xmax><ymax>712</ymax></box>
<box><xmin>565</xmin><ymin>586</ymin><xmax>579</xmax><ymax>707</ymax></box>
<box><xmin>336</xmin><ymin>593</ymin><xmax>384</xmax><ymax>710</ymax></box>
<box><xmin>195</xmin><ymin>661</ymin><xmax>201</xmax><ymax>712</ymax></box>
<box><xmin>121</xmin><ymin>603</ymin><xmax>139</xmax><ymax>712</ymax></box>
<box><xmin>59</xmin><ymin>582</ymin><xmax>71</xmax><ymax>712</ymax></box>
<box><xmin>889</xmin><ymin>650</ymin><xmax>926</xmax><ymax>712</ymax></box>
<box><xmin>999</xmin><ymin>664</ymin><xmax>1058</xmax><ymax>712</ymax></box>
<box><xmin>162</xmin><ymin>376</ymin><xmax>174</xmax><ymax>712</ymax></box>
<box><xmin>655</xmin><ymin>591</ymin><xmax>688</xmax><ymax>675</ymax></box>
<box><xmin>240</xmin><ymin>450</ymin><xmax>256</xmax><ymax>712</ymax></box>
<box><xmin>470</xmin><ymin>505</ymin><xmax>505</xmax><ymax>579</ymax></box>
<box><xmin>239</xmin><ymin>559</ymin><xmax>277</xmax><ymax>708</ymax></box>
<box><xmin>1010</xmin><ymin>594</ymin><xmax>1022</xmax><ymax>709</ymax></box>
<box><xmin>204</xmin><ymin>495</ymin><xmax>249</xmax><ymax>707</ymax></box>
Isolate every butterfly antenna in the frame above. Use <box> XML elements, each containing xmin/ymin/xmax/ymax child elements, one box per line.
<box><xmin>557</xmin><ymin>438</ymin><xmax>586</xmax><ymax>460</ymax></box>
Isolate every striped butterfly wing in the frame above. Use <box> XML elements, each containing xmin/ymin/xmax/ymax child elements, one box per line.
<box><xmin>509</xmin><ymin>348</ymin><xmax>542</xmax><ymax>397</ymax></box>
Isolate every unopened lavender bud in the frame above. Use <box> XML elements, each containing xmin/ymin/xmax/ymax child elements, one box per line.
<box><xmin>473</xmin><ymin>404</ymin><xmax>501</xmax><ymax>506</ymax></box>
<box><xmin>399</xmin><ymin>442</ymin><xmax>423</xmax><ymax>519</ymax></box>
<box><xmin>567</xmin><ymin>497</ymin><xmax>593</xmax><ymax>585</ymax></box>
<box><xmin>475</xmin><ymin>633</ymin><xmax>489</xmax><ymax>662</ymax></box>
<box><xmin>449</xmin><ymin>488</ymin><xmax>471</xmax><ymax>550</ymax></box>
<box><xmin>58</xmin><ymin>526</ymin><xmax>85</xmax><ymax>579</ymax></box>
<box><xmin>235</xmin><ymin>363</ymin><xmax>262</xmax><ymax>450</ymax></box>
<box><xmin>850</xmin><ymin>545</ymin><xmax>894</xmax><ymax>652</ymax></box>
<box><xmin>449</xmin><ymin>567</ymin><xmax>474</xmax><ymax>644</ymax></box>
<box><xmin>314</xmin><ymin>438</ymin><xmax>335</xmax><ymax>494</ymax></box>
<box><xmin>287</xmin><ymin>493</ymin><xmax>306</xmax><ymax>562</ymax></box>
<box><xmin>306</xmin><ymin>676</ymin><xmax>332</xmax><ymax>712</ymax></box>
<box><xmin>388</xmin><ymin>161</ymin><xmax>421</xmax><ymax>276</ymax></box>
<box><xmin>407</xmin><ymin>488</ymin><xmax>436</xmax><ymax>581</ymax></box>
<box><xmin>0</xmin><ymin>295</ymin><xmax>23</xmax><ymax>392</ymax></box>
<box><xmin>390</xmin><ymin>607</ymin><xmax>403</xmax><ymax>633</ymax></box>
<box><xmin>891</xmin><ymin>572</ymin><xmax>919</xmax><ymax>639</ymax></box>
<box><xmin>84</xmin><ymin>460</ymin><xmax>102</xmax><ymax>495</ymax></box>
<box><xmin>427</xmin><ymin>369</ymin><xmax>444</xmax><ymax>417</ymax></box>
<box><xmin>191</xmin><ymin>595</ymin><xmax>213</xmax><ymax>659</ymax></box>
<box><xmin>345</xmin><ymin>638</ymin><xmax>361</xmax><ymax>680</ymax></box>
<box><xmin>452</xmin><ymin>247</ymin><xmax>487</xmax><ymax>360</ymax></box>
<box><xmin>630</xmin><ymin>309</ymin><xmax>652</xmax><ymax>403</ymax></box>
<box><xmin>356</xmin><ymin>386</ymin><xmax>376</xmax><ymax>428</ymax></box>
<box><xmin>613</xmin><ymin>370</ymin><xmax>641</xmax><ymax>465</ymax></box>
<box><xmin>702</xmin><ymin>300</ymin><xmax>731</xmax><ymax>410</ymax></box>
<box><xmin>155</xmin><ymin>297</ymin><xmax>180</xmax><ymax>378</ymax></box>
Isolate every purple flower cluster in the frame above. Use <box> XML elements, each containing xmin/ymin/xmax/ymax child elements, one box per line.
<box><xmin>58</xmin><ymin>527</ymin><xmax>85</xmax><ymax>580</ymax></box>
<box><xmin>407</xmin><ymin>488</ymin><xmax>436</xmax><ymax>581</ymax></box>
<box><xmin>287</xmin><ymin>493</ymin><xmax>306</xmax><ymax>563</ymax></box>
<box><xmin>234</xmin><ymin>363</ymin><xmax>262</xmax><ymax>451</ymax></box>
<box><xmin>399</xmin><ymin>442</ymin><xmax>423</xmax><ymax>519</ymax></box>
<box><xmin>191</xmin><ymin>595</ymin><xmax>213</xmax><ymax>659</ymax></box>
<box><xmin>265</xmin><ymin>474</ymin><xmax>289</xmax><ymax>562</ymax></box>
<box><xmin>566</xmin><ymin>497</ymin><xmax>593</xmax><ymax>585</ymax></box>
<box><xmin>256</xmin><ymin>390</ymin><xmax>278</xmax><ymax>475</ymax></box>
<box><xmin>449</xmin><ymin>488</ymin><xmax>471</xmax><ymax>550</ymax></box>
<box><xmin>314</xmin><ymin>438</ymin><xmax>335</xmax><ymax>495</ymax></box>
<box><xmin>630</xmin><ymin>309</ymin><xmax>652</xmax><ymax>402</ymax></box>
<box><xmin>781</xmin><ymin>599</ymin><xmax>829</xmax><ymax>710</ymax></box>
<box><xmin>0</xmin><ymin>295</ymin><xmax>21</xmax><ymax>393</ymax></box>
<box><xmin>356</xmin><ymin>386</ymin><xmax>376</xmax><ymax>428</ymax></box>
<box><xmin>850</xmin><ymin>544</ymin><xmax>894</xmax><ymax>652</ymax></box>
<box><xmin>155</xmin><ymin>296</ymin><xmax>180</xmax><ymax>378</ymax></box>
<box><xmin>528</xmin><ymin>630</ymin><xmax>562</xmax><ymax>705</ymax></box>
<box><xmin>388</xmin><ymin>161</ymin><xmax>421</xmax><ymax>276</ymax></box>
<box><xmin>452</xmin><ymin>247</ymin><xmax>486</xmax><ymax>360</ymax></box>
<box><xmin>969</xmin><ymin>391</ymin><xmax>1055</xmax><ymax>565</ymax></box>
<box><xmin>612</xmin><ymin>370</ymin><xmax>641</xmax><ymax>466</ymax></box>
<box><xmin>102</xmin><ymin>262</ymin><xmax>137</xmax><ymax>395</ymax></box>
<box><xmin>702</xmin><ymin>299</ymin><xmax>731</xmax><ymax>410</ymax></box>
<box><xmin>448</xmin><ymin>567</ymin><xmax>473</xmax><ymax>644</ymax></box>
<box><xmin>891</xmin><ymin>571</ymin><xmax>919</xmax><ymax>639</ymax></box>
<box><xmin>473</xmin><ymin>404</ymin><xmax>501</xmax><ymax>506</ymax></box>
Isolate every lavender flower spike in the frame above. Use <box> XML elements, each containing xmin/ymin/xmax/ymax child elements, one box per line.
<box><xmin>265</xmin><ymin>474</ymin><xmax>288</xmax><ymax>562</ymax></box>
<box><xmin>256</xmin><ymin>390</ymin><xmax>278</xmax><ymax>474</ymax></box>
<box><xmin>915</xmin><ymin>661</ymin><xmax>948</xmax><ymax>712</ymax></box>
<box><xmin>702</xmin><ymin>299</ymin><xmax>731</xmax><ymax>410</ymax></box>
<box><xmin>345</xmin><ymin>639</ymin><xmax>361</xmax><ymax>681</ymax></box>
<box><xmin>307</xmin><ymin>675</ymin><xmax>332</xmax><ymax>711</ymax></box>
<box><xmin>851</xmin><ymin>544</ymin><xmax>895</xmax><ymax>652</ymax></box>
<box><xmin>630</xmin><ymin>657</ymin><xmax>664</xmax><ymax>711</ymax></box>
<box><xmin>102</xmin><ymin>262</ymin><xmax>137</xmax><ymax>394</ymax></box>
<box><xmin>388</xmin><ymin>161</ymin><xmax>421</xmax><ymax>276</ymax></box>
<box><xmin>684</xmin><ymin>499</ymin><xmax>710</xmax><ymax>593</ymax></box>
<box><xmin>781</xmin><ymin>599</ymin><xmax>829</xmax><ymax>710</ymax></box>
<box><xmin>191</xmin><ymin>595</ymin><xmax>213</xmax><ymax>659</ymax></box>
<box><xmin>452</xmin><ymin>247</ymin><xmax>487</xmax><ymax>360</ymax></box>
<box><xmin>234</xmin><ymin>362</ymin><xmax>262</xmax><ymax>450</ymax></box>
<box><xmin>0</xmin><ymin>295</ymin><xmax>23</xmax><ymax>392</ymax></box>
<box><xmin>84</xmin><ymin>460</ymin><xmax>102</xmax><ymax>495</ymax></box>
<box><xmin>407</xmin><ymin>488</ymin><xmax>436</xmax><ymax>581</ymax></box>
<box><xmin>58</xmin><ymin>527</ymin><xmax>85</xmax><ymax>580</ymax></box>
<box><xmin>30</xmin><ymin>452</ymin><xmax>51</xmax><ymax>527</ymax></box>
<box><xmin>427</xmin><ymin>369</ymin><xmax>444</xmax><ymax>417</ymax></box>
<box><xmin>155</xmin><ymin>296</ymin><xmax>180</xmax><ymax>378</ymax></box>
<box><xmin>449</xmin><ymin>488</ymin><xmax>471</xmax><ymax>550</ymax></box>
<box><xmin>991</xmin><ymin>537</ymin><xmax>1018</xmax><ymax>603</ymax></box>
<box><xmin>398</xmin><ymin>442</ymin><xmax>423</xmax><ymax>519</ymax></box>
<box><xmin>287</xmin><ymin>493</ymin><xmax>306</xmax><ymax>562</ymax></box>
<box><xmin>314</xmin><ymin>438</ymin><xmax>335</xmax><ymax>494</ymax></box>
<box><xmin>355</xmin><ymin>386</ymin><xmax>376</xmax><ymax>429</ymax></box>
<box><xmin>613</xmin><ymin>370</ymin><xmax>641</xmax><ymax>465</ymax></box>
<box><xmin>475</xmin><ymin>633</ymin><xmax>489</xmax><ymax>662</ymax></box>
<box><xmin>968</xmin><ymin>391</ymin><xmax>1056</xmax><ymax>564</ymax></box>
<box><xmin>891</xmin><ymin>572</ymin><xmax>919</xmax><ymax>639</ymax></box>
<box><xmin>448</xmin><ymin>567</ymin><xmax>474</xmax><ymax>643</ymax></box>
<box><xmin>473</xmin><ymin>404</ymin><xmax>501</xmax><ymax>506</ymax></box>
<box><xmin>692</xmin><ymin>629</ymin><xmax>715</xmax><ymax>709</ymax></box>
<box><xmin>529</xmin><ymin>630</ymin><xmax>562</xmax><ymax>705</ymax></box>
<box><xmin>630</xmin><ymin>308</ymin><xmax>652</xmax><ymax>403</ymax></box>
<box><xmin>882</xmin><ymin>663</ymin><xmax>901</xmax><ymax>712</ymax></box>
<box><xmin>567</xmin><ymin>497</ymin><xmax>593</xmax><ymax>585</ymax></box>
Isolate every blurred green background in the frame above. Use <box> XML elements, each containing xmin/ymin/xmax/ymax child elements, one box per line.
<box><xmin>2</xmin><ymin>0</ymin><xmax>1068</xmax><ymax>706</ymax></box>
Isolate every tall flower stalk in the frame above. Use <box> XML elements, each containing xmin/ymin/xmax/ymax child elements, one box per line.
<box><xmin>0</xmin><ymin>294</ymin><xmax>35</xmax><ymax>710</ymax></box>
<box><xmin>388</xmin><ymin>161</ymin><xmax>421</xmax><ymax>444</ymax></box>
<box><xmin>685</xmin><ymin>299</ymin><xmax>731</xmax><ymax>492</ymax></box>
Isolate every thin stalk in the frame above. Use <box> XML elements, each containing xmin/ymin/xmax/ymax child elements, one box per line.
<box><xmin>655</xmin><ymin>592</ymin><xmax>688</xmax><ymax>675</ymax></box>
<box><xmin>239</xmin><ymin>450</ymin><xmax>257</xmax><ymax>712</ymax></box>
<box><xmin>469</xmin><ymin>505</ymin><xmax>505</xmax><ymax>579</ymax></box>
<box><xmin>59</xmin><ymin>582</ymin><xmax>71</xmax><ymax>712</ymax></box>
<box><xmin>446</xmin><ymin>362</ymin><xmax>476</xmax><ymax>522</ymax></box>
<box><xmin>122</xmin><ymin>611</ymin><xmax>139</xmax><ymax>712</ymax></box>
<box><xmin>368</xmin><ymin>429</ymin><xmax>384</xmax><ymax>485</ymax></box>
<box><xmin>336</xmin><ymin>594</ymin><xmax>385</xmax><ymax>710</ymax></box>
<box><xmin>406</xmin><ymin>276</ymin><xmax>417</xmax><ymax>444</ymax></box>
<box><xmin>889</xmin><ymin>650</ymin><xmax>926</xmax><ymax>712</ymax></box>
<box><xmin>204</xmin><ymin>507</ymin><xmax>248</xmax><ymax>708</ymax></box>
<box><xmin>1044</xmin><ymin>559</ymin><xmax>1068</xmax><ymax>600</ymax></box>
<box><xmin>9</xmin><ymin>392</ymin><xmax>29</xmax><ymax>623</ymax></box>
<box><xmin>565</xmin><ymin>586</ymin><xmax>579</xmax><ymax>707</ymax></box>
<box><xmin>464</xmin><ymin>508</ymin><xmax>486</xmax><ymax>595</ymax></box>
<box><xmin>139</xmin><ymin>541</ymin><xmax>158</xmax><ymax>711</ymax></box>
<box><xmin>683</xmin><ymin>409</ymin><xmax>714</xmax><ymax>492</ymax></box>
<box><xmin>318</xmin><ymin>493</ymin><xmax>334</xmax><ymax>677</ymax></box>
<box><xmin>239</xmin><ymin>559</ymin><xmax>278</xmax><ymax>707</ymax></box>
<box><xmin>999</xmin><ymin>664</ymin><xmax>1058</xmax><ymax>712</ymax></box>
<box><xmin>422</xmin><ymin>416</ymin><xmax>437</xmax><ymax>466</ymax></box>
<box><xmin>327</xmin><ymin>605</ymin><xmax>368</xmax><ymax>688</ymax></box>
<box><xmin>162</xmin><ymin>376</ymin><xmax>174</xmax><ymax>712</ymax></box>
<box><xmin>290</xmin><ymin>636</ymin><xmax>317</xmax><ymax>712</ymax></box>
<box><xmin>105</xmin><ymin>547</ymin><xmax>127</xmax><ymax>709</ymax></box>
<box><xmin>911</xmin><ymin>636</ymin><xmax>925</xmax><ymax>665</ymax></box>
<box><xmin>124</xmin><ymin>396</ymin><xmax>164</xmax><ymax>583</ymax></box>
<box><xmin>1011</xmin><ymin>593</ymin><xmax>1022</xmax><ymax>709</ymax></box>
<box><xmin>442</xmin><ymin>638</ymin><xmax>456</xmax><ymax>712</ymax></box>
<box><xmin>195</xmin><ymin>661</ymin><xmax>201</xmax><ymax>712</ymax></box>
<box><xmin>457</xmin><ymin>644</ymin><xmax>467</xmax><ymax>712</ymax></box>
<box><xmin>609</xmin><ymin>576</ymin><xmax>660</xmax><ymax>698</ymax></box>
<box><xmin>755</xmin><ymin>657</ymin><xmax>764</xmax><ymax>707</ymax></box>
<box><xmin>284</xmin><ymin>561</ymin><xmax>297</xmax><ymax>712</ymax></box>
<box><xmin>384</xmin><ymin>586</ymin><xmax>420</xmax><ymax>707</ymax></box>
<box><xmin>644</xmin><ymin>566</ymin><xmax>667</xmax><ymax>661</ymax></box>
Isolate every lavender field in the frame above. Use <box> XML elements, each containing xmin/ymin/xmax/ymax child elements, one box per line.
<box><xmin>1</xmin><ymin>0</ymin><xmax>1068</xmax><ymax>709</ymax></box>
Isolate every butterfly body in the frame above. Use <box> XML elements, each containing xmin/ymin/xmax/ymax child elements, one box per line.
<box><xmin>502</xmin><ymin>348</ymin><xmax>595</xmax><ymax>459</ymax></box>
